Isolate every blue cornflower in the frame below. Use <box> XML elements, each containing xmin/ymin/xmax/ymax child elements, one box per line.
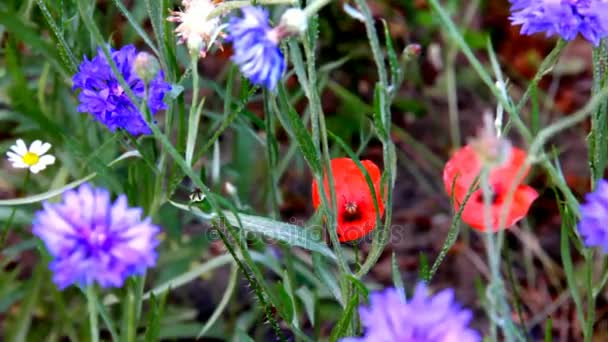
<box><xmin>578</xmin><ymin>179</ymin><xmax>608</xmax><ymax>252</ymax></box>
<box><xmin>32</xmin><ymin>183</ymin><xmax>160</xmax><ymax>289</ymax></box>
<box><xmin>341</xmin><ymin>283</ymin><xmax>481</xmax><ymax>342</ymax></box>
<box><xmin>72</xmin><ymin>45</ymin><xmax>171</xmax><ymax>135</ymax></box>
<box><xmin>227</xmin><ymin>6</ymin><xmax>286</xmax><ymax>91</ymax></box>
<box><xmin>509</xmin><ymin>0</ymin><xmax>608</xmax><ymax>46</ymax></box>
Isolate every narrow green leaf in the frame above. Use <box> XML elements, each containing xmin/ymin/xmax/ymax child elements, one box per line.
<box><xmin>372</xmin><ymin>84</ymin><xmax>389</xmax><ymax>139</ymax></box>
<box><xmin>530</xmin><ymin>83</ymin><xmax>540</xmax><ymax>135</ymax></box>
<box><xmin>328</xmin><ymin>293</ymin><xmax>359</xmax><ymax>342</ymax></box>
<box><xmin>35</xmin><ymin>0</ymin><xmax>79</xmax><ymax>71</ymax></box>
<box><xmin>105</xmin><ymin>254</ymin><xmax>233</xmax><ymax>305</ymax></box>
<box><xmin>95</xmin><ymin>293</ymin><xmax>120</xmax><ymax>341</ymax></box>
<box><xmin>111</xmin><ymin>0</ymin><xmax>160</xmax><ymax>56</ymax></box>
<box><xmin>144</xmin><ymin>290</ymin><xmax>169</xmax><ymax>342</ymax></box>
<box><xmin>559</xmin><ymin>205</ymin><xmax>586</xmax><ymax>331</ymax></box>
<box><xmin>418</xmin><ymin>252</ymin><xmax>430</xmax><ymax>282</ymax></box>
<box><xmin>275</xmin><ymin>85</ymin><xmax>322</xmax><ymax>174</ymax></box>
<box><xmin>296</xmin><ymin>287</ymin><xmax>316</xmax><ymax>325</ymax></box>
<box><xmin>392</xmin><ymin>253</ymin><xmax>405</xmax><ymax>293</ymax></box>
<box><xmin>8</xmin><ymin>264</ymin><xmax>43</xmax><ymax>342</ymax></box>
<box><xmin>313</xmin><ymin>253</ymin><xmax>344</xmax><ymax>307</ymax></box>
<box><xmin>197</xmin><ymin>265</ymin><xmax>238</xmax><ymax>338</ymax></box>
<box><xmin>382</xmin><ymin>19</ymin><xmax>402</xmax><ymax>93</ymax></box>
<box><xmin>544</xmin><ymin>318</ymin><xmax>553</xmax><ymax>342</ymax></box>
<box><xmin>186</xmin><ymin>98</ymin><xmax>205</xmax><ymax>166</ymax></box>
<box><xmin>171</xmin><ymin>201</ymin><xmax>336</xmax><ymax>259</ymax></box>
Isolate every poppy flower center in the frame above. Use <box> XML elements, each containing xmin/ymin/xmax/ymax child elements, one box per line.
<box><xmin>22</xmin><ymin>152</ymin><xmax>40</xmax><ymax>166</ymax></box>
<box><xmin>342</xmin><ymin>201</ymin><xmax>362</xmax><ymax>222</ymax></box>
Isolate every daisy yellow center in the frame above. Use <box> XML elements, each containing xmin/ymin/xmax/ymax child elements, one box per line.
<box><xmin>22</xmin><ymin>152</ymin><xmax>40</xmax><ymax>166</ymax></box>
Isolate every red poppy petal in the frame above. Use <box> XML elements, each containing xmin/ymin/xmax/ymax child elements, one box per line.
<box><xmin>443</xmin><ymin>145</ymin><xmax>481</xmax><ymax>196</ymax></box>
<box><xmin>458</xmin><ymin>185</ymin><xmax>538</xmax><ymax>232</ymax></box>
<box><xmin>443</xmin><ymin>145</ymin><xmax>531</xmax><ymax>203</ymax></box>
<box><xmin>311</xmin><ymin>158</ymin><xmax>384</xmax><ymax>242</ymax></box>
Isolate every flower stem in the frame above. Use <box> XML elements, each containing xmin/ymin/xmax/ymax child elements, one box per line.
<box><xmin>208</xmin><ymin>0</ymin><xmax>298</xmax><ymax>19</ymax></box>
<box><xmin>303</xmin><ymin>0</ymin><xmax>332</xmax><ymax>18</ymax></box>
<box><xmin>86</xmin><ymin>286</ymin><xmax>99</xmax><ymax>342</ymax></box>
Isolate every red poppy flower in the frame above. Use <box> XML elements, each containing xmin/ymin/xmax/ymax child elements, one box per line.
<box><xmin>312</xmin><ymin>158</ymin><xmax>384</xmax><ymax>242</ymax></box>
<box><xmin>443</xmin><ymin>145</ymin><xmax>538</xmax><ymax>232</ymax></box>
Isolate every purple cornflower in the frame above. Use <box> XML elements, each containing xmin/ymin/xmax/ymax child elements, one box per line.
<box><xmin>227</xmin><ymin>7</ymin><xmax>286</xmax><ymax>91</ymax></box>
<box><xmin>32</xmin><ymin>183</ymin><xmax>160</xmax><ymax>289</ymax></box>
<box><xmin>509</xmin><ymin>0</ymin><xmax>608</xmax><ymax>46</ymax></box>
<box><xmin>578</xmin><ymin>179</ymin><xmax>608</xmax><ymax>252</ymax></box>
<box><xmin>341</xmin><ymin>283</ymin><xmax>480</xmax><ymax>342</ymax></box>
<box><xmin>72</xmin><ymin>45</ymin><xmax>171</xmax><ymax>135</ymax></box>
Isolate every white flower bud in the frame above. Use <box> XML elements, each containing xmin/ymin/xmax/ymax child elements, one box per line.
<box><xmin>225</xmin><ymin>182</ymin><xmax>237</xmax><ymax>196</ymax></box>
<box><xmin>133</xmin><ymin>52</ymin><xmax>160</xmax><ymax>84</ymax></box>
<box><xmin>280</xmin><ymin>8</ymin><xmax>308</xmax><ymax>36</ymax></box>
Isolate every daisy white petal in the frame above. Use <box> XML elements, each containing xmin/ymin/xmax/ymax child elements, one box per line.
<box><xmin>38</xmin><ymin>155</ymin><xmax>56</xmax><ymax>167</ymax></box>
<box><xmin>29</xmin><ymin>165</ymin><xmax>42</xmax><ymax>173</ymax></box>
<box><xmin>11</xmin><ymin>160</ymin><xmax>29</xmax><ymax>168</ymax></box>
<box><xmin>29</xmin><ymin>140</ymin><xmax>43</xmax><ymax>154</ymax></box>
<box><xmin>33</xmin><ymin>141</ymin><xmax>52</xmax><ymax>155</ymax></box>
<box><xmin>12</xmin><ymin>139</ymin><xmax>28</xmax><ymax>155</ymax></box>
<box><xmin>6</xmin><ymin>151</ymin><xmax>22</xmax><ymax>161</ymax></box>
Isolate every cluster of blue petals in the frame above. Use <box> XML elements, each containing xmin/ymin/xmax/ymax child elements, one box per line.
<box><xmin>341</xmin><ymin>283</ymin><xmax>480</xmax><ymax>342</ymax></box>
<box><xmin>578</xmin><ymin>179</ymin><xmax>608</xmax><ymax>252</ymax></box>
<box><xmin>33</xmin><ymin>183</ymin><xmax>160</xmax><ymax>289</ymax></box>
<box><xmin>72</xmin><ymin>45</ymin><xmax>171</xmax><ymax>135</ymax></box>
<box><xmin>509</xmin><ymin>0</ymin><xmax>608</xmax><ymax>46</ymax></box>
<box><xmin>227</xmin><ymin>6</ymin><xmax>286</xmax><ymax>91</ymax></box>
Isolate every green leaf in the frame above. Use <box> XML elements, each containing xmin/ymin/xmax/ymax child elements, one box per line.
<box><xmin>186</xmin><ymin>98</ymin><xmax>205</xmax><ymax>166</ymax></box>
<box><xmin>144</xmin><ymin>290</ymin><xmax>169</xmax><ymax>342</ymax></box>
<box><xmin>170</xmin><ymin>201</ymin><xmax>336</xmax><ymax>259</ymax></box>
<box><xmin>392</xmin><ymin>252</ymin><xmax>405</xmax><ymax>292</ymax></box>
<box><xmin>418</xmin><ymin>252</ymin><xmax>430</xmax><ymax>282</ymax></box>
<box><xmin>95</xmin><ymin>292</ymin><xmax>120</xmax><ymax>341</ymax></box>
<box><xmin>544</xmin><ymin>318</ymin><xmax>553</xmax><ymax>342</ymax></box>
<box><xmin>313</xmin><ymin>253</ymin><xmax>344</xmax><ymax>307</ymax></box>
<box><xmin>111</xmin><ymin>0</ymin><xmax>160</xmax><ymax>56</ymax></box>
<box><xmin>7</xmin><ymin>264</ymin><xmax>44</xmax><ymax>342</ymax></box>
<box><xmin>105</xmin><ymin>254</ymin><xmax>233</xmax><ymax>305</ymax></box>
<box><xmin>274</xmin><ymin>85</ymin><xmax>322</xmax><ymax>175</ymax></box>
<box><xmin>372</xmin><ymin>84</ymin><xmax>389</xmax><ymax>139</ymax></box>
<box><xmin>328</xmin><ymin>293</ymin><xmax>359</xmax><ymax>342</ymax></box>
<box><xmin>34</xmin><ymin>0</ymin><xmax>79</xmax><ymax>71</ymax></box>
<box><xmin>296</xmin><ymin>287</ymin><xmax>316</xmax><ymax>325</ymax></box>
<box><xmin>197</xmin><ymin>265</ymin><xmax>238</xmax><ymax>338</ymax></box>
<box><xmin>382</xmin><ymin>19</ymin><xmax>402</xmax><ymax>93</ymax></box>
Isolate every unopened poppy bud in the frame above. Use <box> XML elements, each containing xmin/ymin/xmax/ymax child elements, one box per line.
<box><xmin>469</xmin><ymin>113</ymin><xmax>512</xmax><ymax>168</ymax></box>
<box><xmin>279</xmin><ymin>8</ymin><xmax>308</xmax><ymax>36</ymax></box>
<box><xmin>133</xmin><ymin>52</ymin><xmax>161</xmax><ymax>84</ymax></box>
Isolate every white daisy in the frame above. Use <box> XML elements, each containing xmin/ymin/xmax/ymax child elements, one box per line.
<box><xmin>6</xmin><ymin>139</ymin><xmax>56</xmax><ymax>174</ymax></box>
<box><xmin>168</xmin><ymin>0</ymin><xmax>225</xmax><ymax>57</ymax></box>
